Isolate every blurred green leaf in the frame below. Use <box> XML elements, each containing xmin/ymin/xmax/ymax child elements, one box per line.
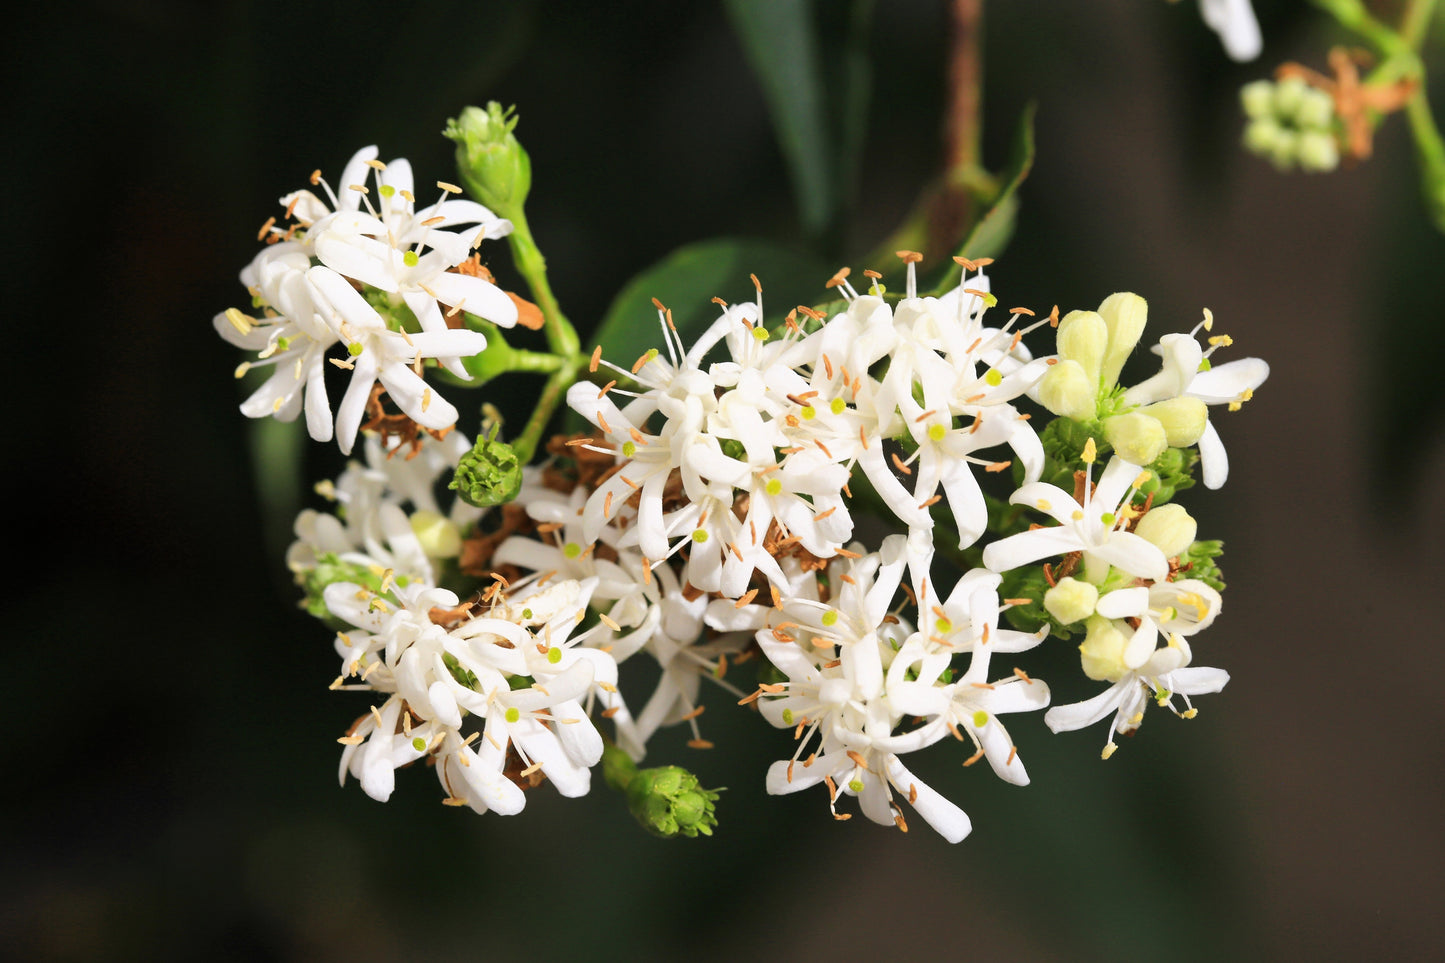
<box><xmin>931</xmin><ymin>100</ymin><xmax>1037</xmax><ymax>294</ymax></box>
<box><xmin>724</xmin><ymin>0</ymin><xmax>835</xmax><ymax>234</ymax></box>
<box><xmin>589</xmin><ymin>237</ymin><xmax>833</xmax><ymax>368</ymax></box>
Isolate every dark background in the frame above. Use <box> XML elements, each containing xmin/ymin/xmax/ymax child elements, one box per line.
<box><xmin>8</xmin><ymin>1</ymin><xmax>1443</xmax><ymax>960</ymax></box>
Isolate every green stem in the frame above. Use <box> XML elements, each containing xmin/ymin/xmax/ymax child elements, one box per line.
<box><xmin>506</xmin><ymin>209</ymin><xmax>579</xmax><ymax>358</ymax></box>
<box><xmin>511</xmin><ymin>358</ymin><xmax>583</xmax><ymax>464</ymax></box>
<box><xmin>1406</xmin><ymin>91</ymin><xmax>1445</xmax><ymax>230</ymax></box>
<box><xmin>505</xmin><ymin>347</ymin><xmax>567</xmax><ymax>374</ymax></box>
<box><xmin>1310</xmin><ymin>0</ymin><xmax>1408</xmax><ymax>56</ymax></box>
<box><xmin>1399</xmin><ymin>0</ymin><xmax>1437</xmax><ymax>50</ymax></box>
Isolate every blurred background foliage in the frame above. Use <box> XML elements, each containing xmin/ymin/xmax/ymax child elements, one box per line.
<box><xmin>8</xmin><ymin>0</ymin><xmax>1443</xmax><ymax>960</ymax></box>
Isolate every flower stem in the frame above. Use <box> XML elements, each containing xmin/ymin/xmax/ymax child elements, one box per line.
<box><xmin>1399</xmin><ymin>0</ymin><xmax>1437</xmax><ymax>51</ymax></box>
<box><xmin>511</xmin><ymin>358</ymin><xmax>583</xmax><ymax>464</ymax></box>
<box><xmin>506</xmin><ymin>209</ymin><xmax>580</xmax><ymax>359</ymax></box>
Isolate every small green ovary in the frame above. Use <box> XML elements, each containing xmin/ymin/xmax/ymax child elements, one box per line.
<box><xmin>546</xmin><ymin>646</ymin><xmax>562</xmax><ymax>664</ymax></box>
<box><xmin>972</xmin><ymin>710</ymin><xmax>989</xmax><ymax>728</ymax></box>
<box><xmin>928</xmin><ymin>423</ymin><xmax>947</xmax><ymax>442</ymax></box>
<box><xmin>563</xmin><ymin>542</ymin><xmax>581</xmax><ymax>559</ymax></box>
<box><xmin>984</xmin><ymin>368</ymin><xmax>1003</xmax><ymax>387</ymax></box>
<box><xmin>622</xmin><ymin>441</ymin><xmax>636</xmax><ymax>457</ymax></box>
<box><xmin>692</xmin><ymin>529</ymin><xmax>708</xmax><ymax>543</ymax></box>
<box><xmin>782</xmin><ymin>708</ymin><xmax>794</xmax><ymax>726</ymax></box>
<box><xmin>820</xmin><ymin>610</ymin><xmax>839</xmax><ymax>627</ymax></box>
<box><xmin>935</xmin><ymin>617</ymin><xmax>952</xmax><ymax>634</ymax></box>
<box><xmin>848</xmin><ymin>779</ymin><xmax>865</xmax><ymax>793</ymax></box>
<box><xmin>505</xmin><ymin>707</ymin><xmax>521</xmax><ymax>723</ymax></box>
<box><xmin>412</xmin><ymin>736</ymin><xmax>427</xmax><ymax>752</ymax></box>
<box><xmin>830</xmin><ymin>397</ymin><xmax>847</xmax><ymax>415</ymax></box>
<box><xmin>402</xmin><ymin>250</ymin><xmax>420</xmax><ymax>267</ymax></box>
<box><xmin>765</xmin><ymin>478</ymin><xmax>783</xmax><ymax>496</ymax></box>
<box><xmin>800</xmin><ymin>405</ymin><xmax>816</xmax><ymax>420</ymax></box>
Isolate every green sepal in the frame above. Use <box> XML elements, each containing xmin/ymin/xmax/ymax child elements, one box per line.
<box><xmin>998</xmin><ymin>563</ymin><xmax>1082</xmax><ymax>641</ymax></box>
<box><xmin>298</xmin><ymin>552</ymin><xmax>401</xmax><ymax>627</ymax></box>
<box><xmin>1178</xmin><ymin>540</ymin><xmax>1226</xmax><ymax>592</ymax></box>
<box><xmin>603</xmin><ymin>744</ymin><xmax>723</xmax><ymax>840</ymax></box>
<box><xmin>443</xmin><ymin>652</ymin><xmax>481</xmax><ymax>690</ymax></box>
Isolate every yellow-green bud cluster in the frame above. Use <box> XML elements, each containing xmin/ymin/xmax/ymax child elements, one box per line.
<box><xmin>450</xmin><ymin>431</ymin><xmax>523</xmax><ymax>507</ymax></box>
<box><xmin>1241</xmin><ymin>77</ymin><xmax>1339</xmax><ymax>173</ymax></box>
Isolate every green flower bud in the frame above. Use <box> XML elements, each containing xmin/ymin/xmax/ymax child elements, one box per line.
<box><xmin>1133</xmin><ymin>503</ymin><xmax>1198</xmax><ymax>558</ymax></box>
<box><xmin>1056</xmin><ymin>310</ymin><xmax>1108</xmax><ymax>383</ymax></box>
<box><xmin>444</xmin><ymin>103</ymin><xmax>532</xmax><ymax>219</ymax></box>
<box><xmin>1037</xmin><ymin>360</ymin><xmax>1098</xmax><ymax>420</ymax></box>
<box><xmin>1274</xmin><ymin>76</ymin><xmax>1309</xmax><ymax>118</ymax></box>
<box><xmin>1096</xmin><ymin>292</ymin><xmax>1148</xmax><ymax>388</ymax></box>
<box><xmin>1295</xmin><ymin>88</ymin><xmax>1336</xmax><ymax>130</ymax></box>
<box><xmin>410</xmin><ymin>509</ymin><xmax>462</xmax><ymax>558</ymax></box>
<box><xmin>1043</xmin><ymin>576</ymin><xmax>1099</xmax><ymax>625</ymax></box>
<box><xmin>1079</xmin><ymin>615</ymin><xmax>1129</xmax><ymax>682</ymax></box>
<box><xmin>1240</xmin><ymin>80</ymin><xmax>1276</xmax><ymax>119</ymax></box>
<box><xmin>450</xmin><ymin>430</ymin><xmax>523</xmax><ymax>507</ymax></box>
<box><xmin>603</xmin><ymin>746</ymin><xmax>721</xmax><ymax>839</ymax></box>
<box><xmin>1102</xmin><ymin>411</ymin><xmax>1167</xmax><ymax>466</ymax></box>
<box><xmin>1267</xmin><ymin>129</ymin><xmax>1298</xmax><ymax>171</ymax></box>
<box><xmin>1296</xmin><ymin>131</ymin><xmax>1340</xmax><ymax>173</ymax></box>
<box><xmin>1139</xmin><ymin>396</ymin><xmax>1209</xmax><ymax>447</ymax></box>
<box><xmin>1243</xmin><ymin>117</ymin><xmax>1284</xmax><ymax>157</ymax></box>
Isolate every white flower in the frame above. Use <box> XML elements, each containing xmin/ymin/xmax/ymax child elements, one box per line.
<box><xmin>982</xmin><ymin>451</ymin><xmax>1168</xmax><ymax>582</ymax></box>
<box><xmin>305</xmin><ymin>150</ymin><xmax>518</xmax><ymax>358</ymax></box>
<box><xmin>1044</xmin><ymin>632</ymin><xmax>1229</xmax><ymax>758</ymax></box>
<box><xmin>1122</xmin><ymin>326</ymin><xmax>1269</xmax><ymax>489</ymax></box>
<box><xmin>1093</xmin><ymin>578</ymin><xmax>1223</xmax><ymax>671</ymax></box>
<box><xmin>1198</xmin><ymin>0</ymin><xmax>1262</xmax><ymax>62</ymax></box>
<box><xmin>308</xmin><ymin>266</ymin><xmax>490</xmax><ymax>453</ymax></box>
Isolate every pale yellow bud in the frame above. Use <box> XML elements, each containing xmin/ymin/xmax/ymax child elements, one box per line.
<box><xmin>1102</xmin><ymin>411</ymin><xmax>1167</xmax><ymax>466</ymax></box>
<box><xmin>1056</xmin><ymin>310</ymin><xmax>1108</xmax><ymax>383</ymax></box>
<box><xmin>1133</xmin><ymin>503</ymin><xmax>1197</xmax><ymax>558</ymax></box>
<box><xmin>1097</xmin><ymin>292</ymin><xmax>1149</xmax><ymax>387</ymax></box>
<box><xmin>1037</xmin><ymin>360</ymin><xmax>1097</xmax><ymax>421</ymax></box>
<box><xmin>1044</xmin><ymin>577</ymin><xmax>1099</xmax><ymax>625</ymax></box>
<box><xmin>1079</xmin><ymin>615</ymin><xmax>1129</xmax><ymax>682</ymax></box>
<box><xmin>410</xmin><ymin>509</ymin><xmax>463</xmax><ymax>559</ymax></box>
<box><xmin>1139</xmin><ymin>396</ymin><xmax>1209</xmax><ymax>447</ymax></box>
<box><xmin>1296</xmin><ymin>131</ymin><xmax>1339</xmax><ymax>172</ymax></box>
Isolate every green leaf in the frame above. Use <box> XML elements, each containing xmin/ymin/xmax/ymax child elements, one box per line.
<box><xmin>931</xmin><ymin>101</ymin><xmax>1037</xmax><ymax>294</ymax></box>
<box><xmin>724</xmin><ymin>0</ymin><xmax>834</xmax><ymax>234</ymax></box>
<box><xmin>590</xmin><ymin>237</ymin><xmax>832</xmax><ymax>364</ymax></box>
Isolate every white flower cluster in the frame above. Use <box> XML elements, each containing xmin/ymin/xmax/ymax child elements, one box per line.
<box><xmin>221</xmin><ymin>172</ymin><xmax>1269</xmax><ymax>839</ymax></box>
<box><xmin>215</xmin><ymin>147</ymin><xmax>519</xmax><ymax>454</ymax></box>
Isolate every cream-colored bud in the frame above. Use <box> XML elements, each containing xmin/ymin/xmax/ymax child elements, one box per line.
<box><xmin>1239</xmin><ymin>80</ymin><xmax>1275</xmax><ymax>120</ymax></box>
<box><xmin>1102</xmin><ymin>411</ymin><xmax>1167</xmax><ymax>466</ymax></box>
<box><xmin>410</xmin><ymin>509</ymin><xmax>463</xmax><ymax>558</ymax></box>
<box><xmin>1097</xmin><ymin>292</ymin><xmax>1148</xmax><ymax>387</ymax></box>
<box><xmin>1296</xmin><ymin>131</ymin><xmax>1339</xmax><ymax>172</ymax></box>
<box><xmin>1037</xmin><ymin>360</ymin><xmax>1097</xmax><ymax>420</ymax></box>
<box><xmin>1056</xmin><ymin>310</ymin><xmax>1108</xmax><ymax>382</ymax></box>
<box><xmin>1133</xmin><ymin>503</ymin><xmax>1197</xmax><ymax>558</ymax></box>
<box><xmin>1274</xmin><ymin>76</ymin><xmax>1309</xmax><ymax>117</ymax></box>
<box><xmin>1243</xmin><ymin>117</ymin><xmax>1282</xmax><ymax>156</ymax></box>
<box><xmin>1044</xmin><ymin>577</ymin><xmax>1099</xmax><ymax>625</ymax></box>
<box><xmin>1295</xmin><ymin>88</ymin><xmax>1335</xmax><ymax>129</ymax></box>
<box><xmin>1267</xmin><ymin>129</ymin><xmax>1298</xmax><ymax>170</ymax></box>
<box><xmin>1140</xmin><ymin>397</ymin><xmax>1208</xmax><ymax>447</ymax></box>
<box><xmin>1079</xmin><ymin>615</ymin><xmax>1129</xmax><ymax>682</ymax></box>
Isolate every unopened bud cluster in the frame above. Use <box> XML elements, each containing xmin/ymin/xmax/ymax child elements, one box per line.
<box><xmin>1241</xmin><ymin>76</ymin><xmax>1340</xmax><ymax>172</ymax></box>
